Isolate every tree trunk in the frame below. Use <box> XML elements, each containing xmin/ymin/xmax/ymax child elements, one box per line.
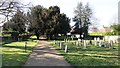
<box><xmin>35</xmin><ymin>33</ymin><xmax>39</xmax><ymax>40</ymax></box>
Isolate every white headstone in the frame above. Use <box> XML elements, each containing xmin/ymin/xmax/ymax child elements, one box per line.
<box><xmin>97</xmin><ymin>37</ymin><xmax>100</xmax><ymax>41</ymax></box>
<box><xmin>65</xmin><ymin>45</ymin><xmax>68</xmax><ymax>52</ymax></box>
<box><xmin>86</xmin><ymin>40</ymin><xmax>89</xmax><ymax>45</ymax></box>
<box><xmin>94</xmin><ymin>38</ymin><xmax>97</xmax><ymax>46</ymax></box>
<box><xmin>84</xmin><ymin>40</ymin><xmax>86</xmax><ymax>49</ymax></box>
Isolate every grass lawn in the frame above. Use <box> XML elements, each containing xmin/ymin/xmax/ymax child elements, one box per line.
<box><xmin>49</xmin><ymin>40</ymin><xmax>120</xmax><ymax>67</ymax></box>
<box><xmin>1</xmin><ymin>36</ymin><xmax>38</xmax><ymax>68</ymax></box>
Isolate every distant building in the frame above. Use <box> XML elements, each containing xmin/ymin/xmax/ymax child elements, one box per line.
<box><xmin>99</xmin><ymin>26</ymin><xmax>113</xmax><ymax>32</ymax></box>
<box><xmin>88</xmin><ymin>26</ymin><xmax>99</xmax><ymax>33</ymax></box>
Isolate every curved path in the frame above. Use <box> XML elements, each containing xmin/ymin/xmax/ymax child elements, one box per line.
<box><xmin>23</xmin><ymin>41</ymin><xmax>73</xmax><ymax>68</ymax></box>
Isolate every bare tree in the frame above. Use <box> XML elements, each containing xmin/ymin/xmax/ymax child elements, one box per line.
<box><xmin>0</xmin><ymin>0</ymin><xmax>32</xmax><ymax>24</ymax></box>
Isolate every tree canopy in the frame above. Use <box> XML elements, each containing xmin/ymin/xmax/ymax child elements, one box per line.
<box><xmin>110</xmin><ymin>24</ymin><xmax>120</xmax><ymax>35</ymax></box>
<box><xmin>3</xmin><ymin>10</ymin><xmax>27</xmax><ymax>33</ymax></box>
<box><xmin>72</xmin><ymin>2</ymin><xmax>92</xmax><ymax>38</ymax></box>
<box><xmin>27</xmin><ymin>5</ymin><xmax>70</xmax><ymax>39</ymax></box>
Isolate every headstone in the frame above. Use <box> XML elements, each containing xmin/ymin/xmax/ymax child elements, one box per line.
<box><xmin>86</xmin><ymin>40</ymin><xmax>89</xmax><ymax>45</ymax></box>
<box><xmin>97</xmin><ymin>37</ymin><xmax>100</xmax><ymax>42</ymax></box>
<box><xmin>78</xmin><ymin>39</ymin><xmax>81</xmax><ymax>41</ymax></box>
<box><xmin>78</xmin><ymin>42</ymin><xmax>81</xmax><ymax>46</ymax></box>
<box><xmin>84</xmin><ymin>40</ymin><xmax>86</xmax><ymax>49</ymax></box>
<box><xmin>60</xmin><ymin>43</ymin><xmax>65</xmax><ymax>49</ymax></box>
<box><xmin>64</xmin><ymin>45</ymin><xmax>68</xmax><ymax>52</ymax></box>
<box><xmin>104</xmin><ymin>42</ymin><xmax>109</xmax><ymax>48</ymax></box>
<box><xmin>76</xmin><ymin>42</ymin><xmax>79</xmax><ymax>46</ymax></box>
<box><xmin>94</xmin><ymin>38</ymin><xmax>97</xmax><ymax>46</ymax></box>
<box><xmin>99</xmin><ymin>41</ymin><xmax>102</xmax><ymax>47</ymax></box>
<box><xmin>64</xmin><ymin>39</ymin><xmax>66</xmax><ymax>42</ymax></box>
<box><xmin>110</xmin><ymin>40</ymin><xmax>114</xmax><ymax>49</ymax></box>
<box><xmin>54</xmin><ymin>40</ymin><xmax>56</xmax><ymax>44</ymax></box>
<box><xmin>57</xmin><ymin>41</ymin><xmax>60</xmax><ymax>46</ymax></box>
<box><xmin>90</xmin><ymin>40</ymin><xmax>92</xmax><ymax>45</ymax></box>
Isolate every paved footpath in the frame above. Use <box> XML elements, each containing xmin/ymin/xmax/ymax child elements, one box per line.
<box><xmin>23</xmin><ymin>41</ymin><xmax>73</xmax><ymax>68</ymax></box>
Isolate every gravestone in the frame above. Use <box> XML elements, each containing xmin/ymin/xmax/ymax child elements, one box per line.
<box><xmin>78</xmin><ymin>41</ymin><xmax>81</xmax><ymax>46</ymax></box>
<box><xmin>83</xmin><ymin>40</ymin><xmax>86</xmax><ymax>49</ymax></box>
<box><xmin>60</xmin><ymin>42</ymin><xmax>65</xmax><ymax>49</ymax></box>
<box><xmin>54</xmin><ymin>40</ymin><xmax>56</xmax><ymax>44</ymax></box>
<box><xmin>97</xmin><ymin>37</ymin><xmax>100</xmax><ymax>42</ymax></box>
<box><xmin>64</xmin><ymin>45</ymin><xmax>68</xmax><ymax>52</ymax></box>
<box><xmin>86</xmin><ymin>40</ymin><xmax>89</xmax><ymax>45</ymax></box>
<box><xmin>94</xmin><ymin>38</ymin><xmax>97</xmax><ymax>46</ymax></box>
<box><xmin>99</xmin><ymin>41</ymin><xmax>102</xmax><ymax>47</ymax></box>
<box><xmin>64</xmin><ymin>39</ymin><xmax>66</xmax><ymax>42</ymax></box>
<box><xmin>90</xmin><ymin>40</ymin><xmax>92</xmax><ymax>45</ymax></box>
<box><xmin>110</xmin><ymin>40</ymin><xmax>114</xmax><ymax>49</ymax></box>
<box><xmin>56</xmin><ymin>41</ymin><xmax>60</xmax><ymax>46</ymax></box>
<box><xmin>104</xmin><ymin>42</ymin><xmax>109</xmax><ymax>48</ymax></box>
<box><xmin>78</xmin><ymin>39</ymin><xmax>81</xmax><ymax>41</ymax></box>
<box><xmin>76</xmin><ymin>42</ymin><xmax>79</xmax><ymax>46</ymax></box>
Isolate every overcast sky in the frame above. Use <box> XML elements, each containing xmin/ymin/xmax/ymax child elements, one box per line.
<box><xmin>1</xmin><ymin>0</ymin><xmax>115</xmax><ymax>27</ymax></box>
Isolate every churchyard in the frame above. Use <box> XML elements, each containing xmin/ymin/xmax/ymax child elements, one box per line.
<box><xmin>0</xmin><ymin>0</ymin><xmax>120</xmax><ymax>68</ymax></box>
<box><xmin>49</xmin><ymin>36</ymin><xmax>120</xmax><ymax>67</ymax></box>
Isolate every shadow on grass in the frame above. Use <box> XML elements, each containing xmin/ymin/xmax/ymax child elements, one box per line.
<box><xmin>3</xmin><ymin>45</ymin><xmax>35</xmax><ymax>51</ymax></box>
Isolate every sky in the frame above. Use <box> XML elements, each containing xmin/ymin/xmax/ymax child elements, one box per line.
<box><xmin>21</xmin><ymin>0</ymin><xmax>119</xmax><ymax>28</ymax></box>
<box><xmin>0</xmin><ymin>0</ymin><xmax>119</xmax><ymax>28</ymax></box>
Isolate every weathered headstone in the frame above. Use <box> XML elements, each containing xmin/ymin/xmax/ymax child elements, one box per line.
<box><xmin>109</xmin><ymin>40</ymin><xmax>114</xmax><ymax>49</ymax></box>
<box><xmin>99</xmin><ymin>41</ymin><xmax>102</xmax><ymax>47</ymax></box>
<box><xmin>97</xmin><ymin>37</ymin><xmax>100</xmax><ymax>42</ymax></box>
<box><xmin>64</xmin><ymin>39</ymin><xmax>66</xmax><ymax>42</ymax></box>
<box><xmin>104</xmin><ymin>42</ymin><xmax>109</xmax><ymax>48</ymax></box>
<box><xmin>90</xmin><ymin>40</ymin><xmax>92</xmax><ymax>45</ymax></box>
<box><xmin>64</xmin><ymin>45</ymin><xmax>68</xmax><ymax>52</ymax></box>
<box><xmin>60</xmin><ymin>42</ymin><xmax>65</xmax><ymax>49</ymax></box>
<box><xmin>94</xmin><ymin>38</ymin><xmax>97</xmax><ymax>46</ymax></box>
<box><xmin>84</xmin><ymin>40</ymin><xmax>86</xmax><ymax>49</ymax></box>
<box><xmin>76</xmin><ymin>42</ymin><xmax>79</xmax><ymax>46</ymax></box>
<box><xmin>54</xmin><ymin>40</ymin><xmax>56</xmax><ymax>44</ymax></box>
<box><xmin>78</xmin><ymin>42</ymin><xmax>81</xmax><ymax>46</ymax></box>
<box><xmin>86</xmin><ymin>40</ymin><xmax>89</xmax><ymax>45</ymax></box>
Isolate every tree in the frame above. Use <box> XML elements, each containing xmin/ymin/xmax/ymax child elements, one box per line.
<box><xmin>28</xmin><ymin>5</ymin><xmax>70</xmax><ymax>40</ymax></box>
<box><xmin>0</xmin><ymin>0</ymin><xmax>32</xmax><ymax>28</ymax></box>
<box><xmin>3</xmin><ymin>10</ymin><xmax>27</xmax><ymax>33</ymax></box>
<box><xmin>45</xmin><ymin>6</ymin><xmax>70</xmax><ymax>39</ymax></box>
<box><xmin>72</xmin><ymin>2</ymin><xmax>92</xmax><ymax>39</ymax></box>
<box><xmin>28</xmin><ymin>5</ymin><xmax>45</xmax><ymax>39</ymax></box>
<box><xmin>110</xmin><ymin>24</ymin><xmax>120</xmax><ymax>35</ymax></box>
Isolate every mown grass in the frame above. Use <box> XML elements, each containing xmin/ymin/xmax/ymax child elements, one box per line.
<box><xmin>49</xmin><ymin>40</ymin><xmax>120</xmax><ymax>67</ymax></box>
<box><xmin>1</xmin><ymin>36</ymin><xmax>38</xmax><ymax>68</ymax></box>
